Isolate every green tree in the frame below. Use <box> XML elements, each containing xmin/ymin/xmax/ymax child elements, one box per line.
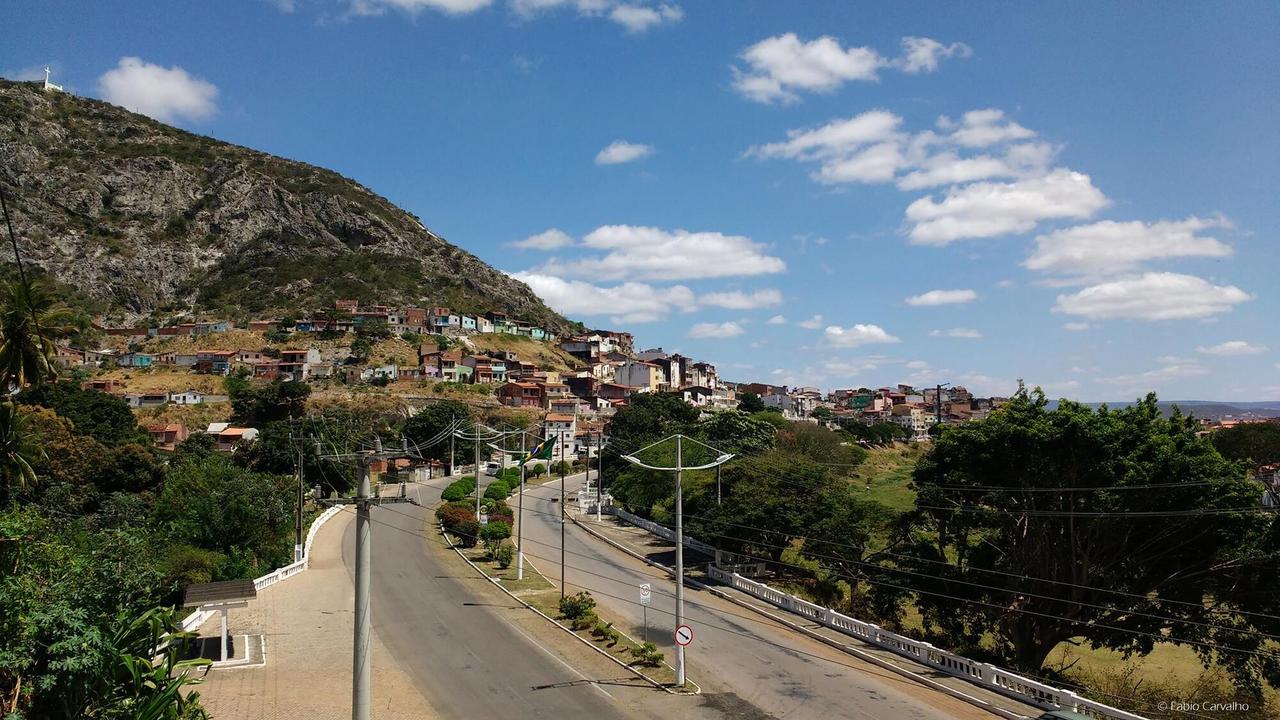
<box><xmin>0</xmin><ymin>279</ymin><xmax>76</xmax><ymax>389</ymax></box>
<box><xmin>0</xmin><ymin>402</ymin><xmax>38</xmax><ymax>498</ymax></box>
<box><xmin>737</xmin><ymin>392</ymin><xmax>766</xmax><ymax>413</ymax></box>
<box><xmin>1212</xmin><ymin>422</ymin><xmax>1280</xmax><ymax>468</ymax></box>
<box><xmin>229</xmin><ymin>379</ymin><xmax>311</xmax><ymax>425</ymax></box>
<box><xmin>17</xmin><ymin>381</ymin><xmax>147</xmax><ymax>446</ymax></box>
<box><xmin>811</xmin><ymin>406</ymin><xmax>835</xmax><ymax>421</ymax></box>
<box><xmin>892</xmin><ymin>390</ymin><xmax>1275</xmax><ymax>689</ymax></box>
<box><xmin>401</xmin><ymin>399</ymin><xmax>472</xmax><ymax>464</ymax></box>
<box><xmin>697</xmin><ymin>410</ymin><xmax>777</xmax><ymax>456</ymax></box>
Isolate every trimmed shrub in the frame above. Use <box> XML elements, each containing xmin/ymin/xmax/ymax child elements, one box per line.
<box><xmin>529</xmin><ymin>463</ymin><xmax>546</xmax><ymax>478</ymax></box>
<box><xmin>480</xmin><ymin>520</ymin><xmax>511</xmax><ymax>546</ymax></box>
<box><xmin>483</xmin><ymin>481</ymin><xmax>510</xmax><ymax>500</ymax></box>
<box><xmin>441</xmin><ymin>475</ymin><xmax>477</xmax><ymax>502</ymax></box>
<box><xmin>438</xmin><ymin>504</ymin><xmax>475</xmax><ymax>536</ymax></box>
<box><xmin>550</xmin><ymin>460</ymin><xmax>571</xmax><ymax>476</ymax></box>
<box><xmin>453</xmin><ymin>519</ymin><xmax>481</xmax><ymax>548</ymax></box>
<box><xmin>494</xmin><ymin>541</ymin><xmax>514</xmax><ymax>568</ymax></box>
<box><xmin>632</xmin><ymin>642</ymin><xmax>664</xmax><ymax>667</ymax></box>
<box><xmin>559</xmin><ymin>591</ymin><xmax>596</xmax><ymax>621</ymax></box>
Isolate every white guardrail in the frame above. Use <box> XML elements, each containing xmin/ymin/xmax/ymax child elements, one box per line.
<box><xmin>179</xmin><ymin>505</ymin><xmax>345</xmax><ymax>632</ymax></box>
<box><xmin>609</xmin><ymin>508</ymin><xmax>1146</xmax><ymax>720</ymax></box>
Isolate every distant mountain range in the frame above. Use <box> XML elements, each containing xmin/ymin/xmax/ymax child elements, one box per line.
<box><xmin>1049</xmin><ymin>400</ymin><xmax>1280</xmax><ymax>419</ymax></box>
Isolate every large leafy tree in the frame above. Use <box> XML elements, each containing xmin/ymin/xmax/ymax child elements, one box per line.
<box><xmin>401</xmin><ymin>399</ymin><xmax>473</xmax><ymax>465</ymax></box>
<box><xmin>697</xmin><ymin>410</ymin><xmax>777</xmax><ymax>456</ymax></box>
<box><xmin>17</xmin><ymin>381</ymin><xmax>147</xmax><ymax>446</ymax></box>
<box><xmin>0</xmin><ymin>402</ymin><xmax>38</xmax><ymax>499</ymax></box>
<box><xmin>1213</xmin><ymin>422</ymin><xmax>1280</xmax><ymax>468</ymax></box>
<box><xmin>0</xmin><ymin>279</ymin><xmax>75</xmax><ymax>390</ymax></box>
<box><xmin>890</xmin><ymin>390</ymin><xmax>1277</xmax><ymax>691</ymax></box>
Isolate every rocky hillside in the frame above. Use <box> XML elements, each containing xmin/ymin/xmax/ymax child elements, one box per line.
<box><xmin>0</xmin><ymin>79</ymin><xmax>571</xmax><ymax>329</ymax></box>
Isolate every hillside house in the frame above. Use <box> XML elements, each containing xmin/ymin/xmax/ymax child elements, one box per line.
<box><xmin>616</xmin><ymin>360</ymin><xmax>664</xmax><ymax>392</ymax></box>
<box><xmin>195</xmin><ymin>350</ymin><xmax>236</xmax><ymax>376</ymax></box>
<box><xmin>124</xmin><ymin>391</ymin><xmax>169</xmax><ymax>409</ymax></box>
<box><xmin>543</xmin><ymin>413</ymin><xmax>577</xmax><ymax>459</ymax></box>
<box><xmin>209</xmin><ymin>424</ymin><xmax>259</xmax><ymax>452</ymax></box>
<box><xmin>463</xmin><ymin>355</ymin><xmax>506</xmax><ymax>384</ymax></box>
<box><xmin>170</xmin><ymin>389</ymin><xmax>205</xmax><ymax>405</ymax></box>
<box><xmin>460</xmin><ymin>315</ymin><xmax>477</xmax><ymax>332</ymax></box>
<box><xmin>477</xmin><ymin>316</ymin><xmax>494</xmax><ymax>333</ymax></box>
<box><xmin>279</xmin><ymin>347</ymin><xmax>321</xmax><ymax>381</ymax></box>
<box><xmin>117</xmin><ymin>352</ymin><xmax>154</xmax><ymax>368</ymax></box>
<box><xmin>498</xmin><ymin>382</ymin><xmax>543</xmax><ymax>408</ymax></box>
<box><xmin>53</xmin><ymin>346</ymin><xmax>86</xmax><ymax>367</ymax></box>
<box><xmin>86</xmin><ymin>379</ymin><xmax>124</xmax><ymax>393</ymax></box>
<box><xmin>147</xmin><ymin>423</ymin><xmax>189</xmax><ymax>451</ymax></box>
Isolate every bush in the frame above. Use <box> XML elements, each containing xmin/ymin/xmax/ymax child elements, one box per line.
<box><xmin>550</xmin><ymin>460</ymin><xmax>571</xmax><ymax>476</ymax></box>
<box><xmin>441</xmin><ymin>476</ymin><xmax>476</xmax><ymax>502</ymax></box>
<box><xmin>480</xmin><ymin>520</ymin><xmax>511</xmax><ymax>546</ymax></box>
<box><xmin>501</xmin><ymin>467</ymin><xmax>522</xmax><ymax>485</ymax></box>
<box><xmin>571</xmin><ymin>612</ymin><xmax>598</xmax><ymax>631</ymax></box>
<box><xmin>590</xmin><ymin>620</ymin><xmax>620</xmax><ymax>646</ymax></box>
<box><xmin>632</xmin><ymin>641</ymin><xmax>664</xmax><ymax>667</ymax></box>
<box><xmin>529</xmin><ymin>463</ymin><xmax>546</xmax><ymax>478</ymax></box>
<box><xmin>483</xmin><ymin>481</ymin><xmax>511</xmax><ymax>500</ymax></box>
<box><xmin>559</xmin><ymin>591</ymin><xmax>596</xmax><ymax>621</ymax></box>
<box><xmin>453</xmin><ymin>519</ymin><xmax>481</xmax><ymax>548</ymax></box>
<box><xmin>493</xmin><ymin>541</ymin><xmax>514</xmax><ymax>568</ymax></box>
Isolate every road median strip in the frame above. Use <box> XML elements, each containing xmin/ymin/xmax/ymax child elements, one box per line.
<box><xmin>434</xmin><ymin>509</ymin><xmax>699</xmax><ymax>696</ymax></box>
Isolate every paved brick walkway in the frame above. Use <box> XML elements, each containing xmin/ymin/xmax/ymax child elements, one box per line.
<box><xmin>191</xmin><ymin>510</ymin><xmax>438</xmax><ymax>719</ymax></box>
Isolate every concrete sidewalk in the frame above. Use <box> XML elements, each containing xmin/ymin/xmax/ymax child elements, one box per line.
<box><xmin>190</xmin><ymin>509</ymin><xmax>438</xmax><ymax>720</ymax></box>
<box><xmin>576</xmin><ymin>511</ymin><xmax>1042</xmax><ymax>720</ymax></box>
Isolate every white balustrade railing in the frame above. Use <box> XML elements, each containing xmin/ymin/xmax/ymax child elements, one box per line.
<box><xmin>707</xmin><ymin>566</ymin><xmax>1146</xmax><ymax>720</ymax></box>
<box><xmin>180</xmin><ymin>505</ymin><xmax>345</xmax><ymax>630</ymax></box>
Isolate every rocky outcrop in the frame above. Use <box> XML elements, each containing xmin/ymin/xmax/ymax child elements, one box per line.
<box><xmin>0</xmin><ymin>79</ymin><xmax>570</xmax><ymax>329</ymax></box>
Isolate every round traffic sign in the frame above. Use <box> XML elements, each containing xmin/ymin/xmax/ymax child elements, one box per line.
<box><xmin>674</xmin><ymin>624</ymin><xmax>693</xmax><ymax>647</ymax></box>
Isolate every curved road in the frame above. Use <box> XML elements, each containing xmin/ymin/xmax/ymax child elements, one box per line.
<box><xmin>519</xmin><ymin>475</ymin><xmax>990</xmax><ymax>720</ymax></box>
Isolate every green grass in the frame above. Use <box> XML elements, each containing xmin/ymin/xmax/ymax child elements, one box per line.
<box><xmin>847</xmin><ymin>444</ymin><xmax>925</xmax><ymax>512</ymax></box>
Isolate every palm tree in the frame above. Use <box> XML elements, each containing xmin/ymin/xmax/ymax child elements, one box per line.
<box><xmin>0</xmin><ymin>279</ymin><xmax>76</xmax><ymax>390</ymax></box>
<box><xmin>0</xmin><ymin>401</ymin><xmax>38</xmax><ymax>494</ymax></box>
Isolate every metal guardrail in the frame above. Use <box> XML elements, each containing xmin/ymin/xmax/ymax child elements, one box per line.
<box><xmin>180</xmin><ymin>505</ymin><xmax>345</xmax><ymax>631</ymax></box>
<box><xmin>705</xmin><ymin>567</ymin><xmax>1147</xmax><ymax>720</ymax></box>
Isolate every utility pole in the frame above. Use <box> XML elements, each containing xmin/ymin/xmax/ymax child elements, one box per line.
<box><xmin>622</xmin><ymin>434</ymin><xmax>734</xmax><ymax>689</ymax></box>
<box><xmin>715</xmin><ymin>463</ymin><xmax>721</xmax><ymax>506</ymax></box>
<box><xmin>474</xmin><ymin>422</ymin><xmax>483</xmax><ymax>521</ymax></box>
<box><xmin>315</xmin><ymin>437</ymin><xmax>420</xmax><ymax>720</ymax></box>
<box><xmin>294</xmin><ymin>427</ymin><xmax>305</xmax><ymax>562</ymax></box>
<box><xmin>449</xmin><ymin>432</ymin><xmax>455</xmax><ymax>477</ymax></box>
<box><xmin>593</xmin><ymin>431</ymin><xmax>602</xmax><ymax>522</ymax></box>
<box><xmin>559</xmin><ymin>430</ymin><xmax>566</xmax><ymax>599</ymax></box>
<box><xmin>516</xmin><ymin>431</ymin><xmax>527</xmax><ymax>581</ymax></box>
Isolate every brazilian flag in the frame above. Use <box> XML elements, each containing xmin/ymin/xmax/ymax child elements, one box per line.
<box><xmin>520</xmin><ymin>436</ymin><xmax>555</xmax><ymax>466</ymax></box>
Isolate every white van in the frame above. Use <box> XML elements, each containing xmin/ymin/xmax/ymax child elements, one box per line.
<box><xmin>484</xmin><ymin>462</ymin><xmax>501</xmax><ymax>477</ymax></box>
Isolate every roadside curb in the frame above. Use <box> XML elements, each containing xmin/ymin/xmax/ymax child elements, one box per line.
<box><xmin>568</xmin><ymin>513</ymin><xmax>1025</xmax><ymax>720</ymax></box>
<box><xmin>437</xmin><ymin>521</ymin><xmax>698</xmax><ymax>696</ymax></box>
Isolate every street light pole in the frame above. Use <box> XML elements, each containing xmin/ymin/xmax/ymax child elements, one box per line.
<box><xmin>621</xmin><ymin>434</ymin><xmax>733</xmax><ymax>690</ymax></box>
<box><xmin>517</xmin><ymin>431</ymin><xmax>526</xmax><ymax>581</ymax></box>
<box><xmin>673</xmin><ymin>434</ymin><xmax>685</xmax><ymax>686</ymax></box>
<box><xmin>474</xmin><ymin>423</ymin><xmax>483</xmax><ymax>520</ymax></box>
<box><xmin>351</xmin><ymin>458</ymin><xmax>372</xmax><ymax>720</ymax></box>
<box><xmin>559</xmin><ymin>430</ymin><xmax>566</xmax><ymax>599</ymax></box>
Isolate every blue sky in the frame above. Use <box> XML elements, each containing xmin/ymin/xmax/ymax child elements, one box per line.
<box><xmin>5</xmin><ymin>1</ymin><xmax>1278</xmax><ymax>401</ymax></box>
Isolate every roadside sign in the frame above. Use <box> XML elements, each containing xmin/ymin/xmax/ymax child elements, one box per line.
<box><xmin>674</xmin><ymin>624</ymin><xmax>693</xmax><ymax>647</ymax></box>
<box><xmin>479</xmin><ymin>510</ymin><xmax>489</xmax><ymax>526</ymax></box>
<box><xmin>639</xmin><ymin>583</ymin><xmax>651</xmax><ymax>606</ymax></box>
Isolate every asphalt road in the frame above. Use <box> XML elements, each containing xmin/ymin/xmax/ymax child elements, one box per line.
<box><xmin>339</xmin><ymin>475</ymin><xmax>636</xmax><ymax>720</ymax></box>
<box><xmin>519</xmin><ymin>475</ymin><xmax>976</xmax><ymax>720</ymax></box>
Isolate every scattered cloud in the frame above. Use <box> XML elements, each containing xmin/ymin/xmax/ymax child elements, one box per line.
<box><xmin>904</xmin><ymin>288</ymin><xmax>976</xmax><ymax>306</ymax></box>
<box><xmin>905</xmin><ymin>360</ymin><xmax>930</xmax><ymax>370</ymax></box>
<box><xmin>96</xmin><ymin>57</ymin><xmax>218</xmax><ymax>123</ymax></box>
<box><xmin>688</xmin><ymin>321</ymin><xmax>744</xmax><ymax>339</ymax></box>
<box><xmin>1063</xmin><ymin>322</ymin><xmax>1091</xmax><ymax>331</ymax></box>
<box><xmin>798</xmin><ymin>314</ymin><xmax>824</xmax><ymax>329</ymax></box>
<box><xmin>511</xmin><ymin>0</ymin><xmax>682</xmax><ymax>32</ymax></box>
<box><xmin>512</xmin><ymin>54</ymin><xmax>542</xmax><ymax>73</ymax></box>
<box><xmin>510</xmin><ymin>228</ymin><xmax>574</xmax><ymax>250</ymax></box>
<box><xmin>1098</xmin><ymin>362</ymin><xmax>1209</xmax><ymax>387</ymax></box>
<box><xmin>698</xmin><ymin>289</ymin><xmax>782</xmax><ymax>310</ymax></box>
<box><xmin>530</xmin><ymin>225</ymin><xmax>785</xmax><ymax>281</ymax></box>
<box><xmin>930</xmin><ymin>327</ymin><xmax>983</xmax><ymax>339</ymax></box>
<box><xmin>509</xmin><ymin>272</ymin><xmax>694</xmax><ymax>324</ymax></box>
<box><xmin>731</xmin><ymin>33</ymin><xmax>969</xmax><ymax>104</ymax></box>
<box><xmin>896</xmin><ymin>36</ymin><xmax>972</xmax><ymax>73</ymax></box>
<box><xmin>767</xmin><ymin>314</ymin><xmax>786</xmax><ymax>325</ymax></box>
<box><xmin>265</xmin><ymin>0</ymin><xmax>298</xmax><ymax>11</ymax></box>
<box><xmin>595</xmin><ymin>140</ymin><xmax>654</xmax><ymax>165</ymax></box>
<box><xmin>1053</xmin><ymin>272</ymin><xmax>1251</xmax><ymax>321</ymax></box>
<box><xmin>1197</xmin><ymin>340</ymin><xmax>1268</xmax><ymax>356</ymax></box>
<box><xmin>608</xmin><ymin>3</ymin><xmax>682</xmax><ymax>32</ymax></box>
<box><xmin>348</xmin><ymin>0</ymin><xmax>493</xmax><ymax>16</ymax></box>
<box><xmin>905</xmin><ymin>169</ymin><xmax>1109</xmax><ymax>245</ymax></box>
<box><xmin>824</xmin><ymin>324</ymin><xmax>900</xmax><ymax>347</ymax></box>
<box><xmin>4</xmin><ymin>64</ymin><xmax>56</xmax><ymax>82</ymax></box>
<box><xmin>938</xmin><ymin>108</ymin><xmax>1034</xmax><ymax>148</ymax></box>
<box><xmin>1025</xmin><ymin>216</ymin><xmax>1233</xmax><ymax>277</ymax></box>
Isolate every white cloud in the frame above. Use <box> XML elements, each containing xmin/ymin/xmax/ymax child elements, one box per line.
<box><xmin>895</xmin><ymin>142</ymin><xmax>1054</xmax><ymax>191</ymax></box>
<box><xmin>824</xmin><ymin>324</ymin><xmax>900</xmax><ymax>347</ymax></box>
<box><xmin>510</xmin><ymin>272</ymin><xmax>694</xmax><ymax>324</ymax></box>
<box><xmin>510</xmin><ymin>228</ymin><xmax>574</xmax><ymax>250</ymax></box>
<box><xmin>595</xmin><ymin>140</ymin><xmax>654</xmax><ymax>165</ymax></box>
<box><xmin>896</xmin><ymin>36</ymin><xmax>972</xmax><ymax>73</ymax></box>
<box><xmin>798</xmin><ymin>314</ymin><xmax>824</xmax><ymax>329</ymax></box>
<box><xmin>905</xmin><ymin>169</ymin><xmax>1110</xmax><ymax>245</ymax></box>
<box><xmin>929</xmin><ymin>327</ymin><xmax>983</xmax><ymax>339</ymax></box>
<box><xmin>531</xmin><ymin>225</ymin><xmax>785</xmax><ymax>281</ymax></box>
<box><xmin>1024</xmin><ymin>216</ymin><xmax>1233</xmax><ymax>277</ymax></box>
<box><xmin>688</xmin><ymin>321</ymin><xmax>744</xmax><ymax>339</ymax></box>
<box><xmin>266</xmin><ymin>0</ymin><xmax>297</xmax><ymax>11</ymax></box>
<box><xmin>1197</xmin><ymin>340</ymin><xmax>1268</xmax><ymax>356</ymax></box>
<box><xmin>1098</xmin><ymin>362</ymin><xmax>1209</xmax><ymax>387</ymax></box>
<box><xmin>5</xmin><ymin>64</ymin><xmax>55</xmax><ymax>82</ymax></box>
<box><xmin>698</xmin><ymin>289</ymin><xmax>782</xmax><ymax>310</ymax></box>
<box><xmin>731</xmin><ymin>33</ymin><xmax>885</xmax><ymax>104</ymax></box>
<box><xmin>904</xmin><ymin>288</ymin><xmax>976</xmax><ymax>306</ymax></box>
<box><xmin>96</xmin><ymin>57</ymin><xmax>218</xmax><ymax>123</ymax></box>
<box><xmin>1063</xmin><ymin>322</ymin><xmax>1091</xmax><ymax>331</ymax></box>
<box><xmin>940</xmin><ymin>108</ymin><xmax>1035</xmax><ymax>148</ymax></box>
<box><xmin>731</xmin><ymin>34</ymin><xmax>969</xmax><ymax>104</ymax></box>
<box><xmin>748</xmin><ymin>110</ymin><xmax>902</xmax><ymax>161</ymax></box>
<box><xmin>1053</xmin><ymin>272</ymin><xmax>1251</xmax><ymax>321</ymax></box>
<box><xmin>608</xmin><ymin>3</ymin><xmax>681</xmax><ymax>32</ymax></box>
<box><xmin>349</xmin><ymin>0</ymin><xmax>493</xmax><ymax>15</ymax></box>
<box><xmin>905</xmin><ymin>360</ymin><xmax>930</xmax><ymax>370</ymax></box>
<box><xmin>767</xmin><ymin>314</ymin><xmax>786</xmax><ymax>325</ymax></box>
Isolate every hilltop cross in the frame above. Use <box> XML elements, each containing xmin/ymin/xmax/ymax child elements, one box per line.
<box><xmin>43</xmin><ymin>67</ymin><xmax>63</xmax><ymax>93</ymax></box>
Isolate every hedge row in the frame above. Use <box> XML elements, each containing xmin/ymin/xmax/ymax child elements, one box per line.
<box><xmin>441</xmin><ymin>475</ymin><xmax>476</xmax><ymax>502</ymax></box>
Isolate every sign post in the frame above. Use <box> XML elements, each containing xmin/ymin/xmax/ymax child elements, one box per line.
<box><xmin>639</xmin><ymin>583</ymin><xmax>651</xmax><ymax>642</ymax></box>
<box><xmin>674</xmin><ymin>624</ymin><xmax>693</xmax><ymax>648</ymax></box>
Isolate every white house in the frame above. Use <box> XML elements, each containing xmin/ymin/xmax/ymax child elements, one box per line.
<box><xmin>170</xmin><ymin>389</ymin><xmax>205</xmax><ymax>405</ymax></box>
<box><xmin>543</xmin><ymin>413</ymin><xmax>578</xmax><ymax>459</ymax></box>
